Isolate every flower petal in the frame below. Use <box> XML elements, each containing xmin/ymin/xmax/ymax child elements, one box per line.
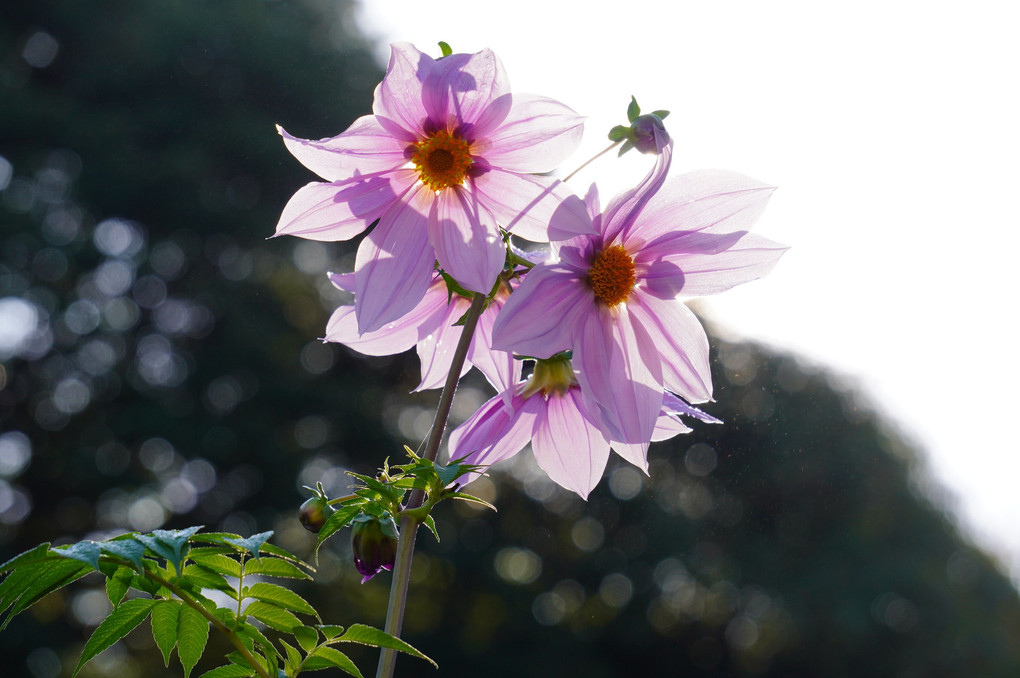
<box><xmin>468</xmin><ymin>292</ymin><xmax>519</xmax><ymax>394</ymax></box>
<box><xmin>373</xmin><ymin>43</ymin><xmax>432</xmax><ymax>136</ymax></box>
<box><xmin>480</xmin><ymin>94</ymin><xmax>585</xmax><ymax>172</ymax></box>
<box><xmin>423</xmin><ymin>48</ymin><xmax>509</xmax><ymax>129</ymax></box>
<box><xmin>448</xmin><ymin>391</ymin><xmax>542</xmax><ymax>486</ymax></box>
<box><xmin>428</xmin><ymin>187</ymin><xmax>504</xmax><ymax>294</ymax></box>
<box><xmin>274</xmin><ymin>177</ymin><xmax>407</xmax><ymax>241</ymax></box>
<box><xmin>354</xmin><ymin>185</ymin><xmax>436</xmax><ymax>333</ymax></box>
<box><xmin>491</xmin><ymin>264</ymin><xmax>593</xmax><ymax>359</ymax></box>
<box><xmin>610</xmin><ymin>441</ymin><xmax>651</xmax><ymax>473</ymax></box>
<box><xmin>278</xmin><ymin>118</ymin><xmax>411</xmax><ymax>182</ymax></box>
<box><xmin>600</xmin><ymin>139</ymin><xmax>673</xmax><ymax>245</ymax></box>
<box><xmin>627</xmin><ymin>169</ymin><xmax>775</xmax><ymax>244</ymax></box>
<box><xmin>532</xmin><ymin>389</ymin><xmax>610</xmax><ymax>499</ymax></box>
<box><xmin>415</xmin><ymin>294</ymin><xmax>471</xmax><ymax>391</ymax></box>
<box><xmin>627</xmin><ymin>295</ymin><xmax>712</xmax><ymax>402</ymax></box>
<box><xmin>654</xmin><ymin>232</ymin><xmax>789</xmax><ymax>297</ymax></box>
<box><xmin>574</xmin><ymin>305</ymin><xmax>664</xmax><ymax>445</ymax></box>
<box><xmin>471</xmin><ymin>169</ymin><xmax>592</xmax><ymax>242</ymax></box>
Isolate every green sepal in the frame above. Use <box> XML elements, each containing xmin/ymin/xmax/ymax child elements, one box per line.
<box><xmin>627</xmin><ymin>95</ymin><xmax>641</xmax><ymax>122</ymax></box>
<box><xmin>438</xmin><ymin>41</ymin><xmax>453</xmax><ymax>57</ymax></box>
<box><xmin>608</xmin><ymin>124</ymin><xmax>630</xmax><ymax>142</ymax></box>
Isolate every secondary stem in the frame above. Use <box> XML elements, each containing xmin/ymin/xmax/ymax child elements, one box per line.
<box><xmin>375</xmin><ymin>291</ymin><xmax>486</xmax><ymax>678</ymax></box>
<box><xmin>562</xmin><ymin>140</ymin><xmax>621</xmax><ymax>183</ymax></box>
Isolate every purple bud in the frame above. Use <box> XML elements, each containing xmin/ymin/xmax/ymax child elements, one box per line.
<box><xmin>631</xmin><ymin>114</ymin><xmax>669</xmax><ymax>154</ymax></box>
<box><xmin>298</xmin><ymin>496</ymin><xmax>335</xmax><ymax>533</ymax></box>
<box><xmin>351</xmin><ymin>515</ymin><xmax>399</xmax><ymax>583</ymax></box>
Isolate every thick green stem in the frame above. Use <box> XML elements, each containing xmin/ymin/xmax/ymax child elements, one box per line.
<box><xmin>375</xmin><ymin>292</ymin><xmax>486</xmax><ymax>678</ymax></box>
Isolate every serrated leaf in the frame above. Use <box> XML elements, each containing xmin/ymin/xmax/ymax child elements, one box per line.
<box><xmin>151</xmin><ymin>599</ymin><xmax>181</xmax><ymax>667</ymax></box>
<box><xmin>2</xmin><ymin>558</ymin><xmax>92</xmax><ymax>630</ymax></box>
<box><xmin>136</xmin><ymin>527</ymin><xmax>203</xmax><ymax>574</ymax></box>
<box><xmin>181</xmin><ymin>564</ymin><xmax>233</xmax><ymax>593</ymax></box>
<box><xmin>315</xmin><ymin>505</ymin><xmax>361</xmax><ymax>554</ymax></box>
<box><xmin>257</xmin><ymin>542</ymin><xmax>304</xmax><ymax>563</ymax></box>
<box><xmin>245</xmin><ymin>600</ymin><xmax>300</xmax><ymax>633</ymax></box>
<box><xmin>305</xmin><ymin>646</ymin><xmax>364</xmax><ymax>677</ymax></box>
<box><xmin>54</xmin><ymin>541</ymin><xmax>102</xmax><ymax>570</ymax></box>
<box><xmin>627</xmin><ymin>95</ymin><xmax>641</xmax><ymax>122</ymax></box>
<box><xmin>0</xmin><ymin>543</ymin><xmax>54</xmax><ymax>574</ymax></box>
<box><xmin>280</xmin><ymin>639</ymin><xmax>302</xmax><ymax>673</ymax></box>
<box><xmin>422</xmin><ymin>515</ymin><xmax>440</xmax><ymax>542</ymax></box>
<box><xmin>245</xmin><ymin>582</ymin><xmax>318</xmax><ymax>619</ymax></box>
<box><xmin>105</xmin><ymin>566</ymin><xmax>134</xmax><ymax>606</ymax></box>
<box><xmin>99</xmin><ymin>538</ymin><xmax>148</xmax><ymax>572</ymax></box>
<box><xmin>447</xmin><ymin>491</ymin><xmax>497</xmax><ymax>512</ymax></box>
<box><xmin>293</xmin><ymin>625</ymin><xmax>319</xmax><ymax>652</ymax></box>
<box><xmin>348</xmin><ymin>473</ymin><xmax>402</xmax><ymax>502</ymax></box>
<box><xmin>73</xmin><ymin>598</ymin><xmax>158</xmax><ymax>676</ymax></box>
<box><xmin>316</xmin><ymin>624</ymin><xmax>344</xmax><ymax>641</ymax></box>
<box><xmin>222</xmin><ymin>531</ymin><xmax>273</xmax><ymax>563</ymax></box>
<box><xmin>335</xmin><ymin>624</ymin><xmax>436</xmax><ymax>667</ymax></box>
<box><xmin>177</xmin><ymin>603</ymin><xmax>211</xmax><ymax>678</ymax></box>
<box><xmin>244</xmin><ymin>557</ymin><xmax>312</xmax><ymax>580</ymax></box>
<box><xmin>190</xmin><ymin>553</ymin><xmax>243</xmax><ymax>579</ymax></box>
<box><xmin>198</xmin><ymin>666</ymin><xmax>254</xmax><ymax>678</ymax></box>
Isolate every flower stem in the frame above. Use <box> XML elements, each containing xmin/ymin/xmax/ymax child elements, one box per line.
<box><xmin>375</xmin><ymin>291</ymin><xmax>487</xmax><ymax>678</ymax></box>
<box><xmin>562</xmin><ymin>140</ymin><xmax>621</xmax><ymax>183</ymax></box>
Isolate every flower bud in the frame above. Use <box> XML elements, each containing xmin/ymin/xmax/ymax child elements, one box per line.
<box><xmin>630</xmin><ymin>114</ymin><xmax>669</xmax><ymax>154</ymax></box>
<box><xmin>351</xmin><ymin>514</ymin><xmax>399</xmax><ymax>583</ymax></box>
<box><xmin>298</xmin><ymin>496</ymin><xmax>335</xmax><ymax>533</ymax></box>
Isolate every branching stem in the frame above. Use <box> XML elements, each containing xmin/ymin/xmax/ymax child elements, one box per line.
<box><xmin>375</xmin><ymin>292</ymin><xmax>486</xmax><ymax>678</ymax></box>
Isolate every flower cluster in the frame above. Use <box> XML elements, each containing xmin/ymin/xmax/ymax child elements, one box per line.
<box><xmin>277</xmin><ymin>43</ymin><xmax>786</xmax><ymax>499</ymax></box>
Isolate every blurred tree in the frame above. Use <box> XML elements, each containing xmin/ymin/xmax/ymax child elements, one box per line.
<box><xmin>2</xmin><ymin>2</ymin><xmax>1019</xmax><ymax>678</ymax></box>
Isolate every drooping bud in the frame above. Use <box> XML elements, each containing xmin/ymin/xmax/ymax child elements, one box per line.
<box><xmin>607</xmin><ymin>96</ymin><xmax>671</xmax><ymax>156</ymax></box>
<box><xmin>298</xmin><ymin>495</ymin><xmax>335</xmax><ymax>533</ymax></box>
<box><xmin>351</xmin><ymin>514</ymin><xmax>399</xmax><ymax>583</ymax></box>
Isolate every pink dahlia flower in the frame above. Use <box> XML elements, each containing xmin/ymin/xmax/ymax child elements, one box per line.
<box><xmin>491</xmin><ymin>130</ymin><xmax>787</xmax><ymax>445</ymax></box>
<box><xmin>275</xmin><ymin>43</ymin><xmax>591</xmax><ymax>333</ymax></box>
<box><xmin>447</xmin><ymin>357</ymin><xmax>719</xmax><ymax>499</ymax></box>
<box><xmin>324</xmin><ymin>272</ymin><xmax>519</xmax><ymax>394</ymax></box>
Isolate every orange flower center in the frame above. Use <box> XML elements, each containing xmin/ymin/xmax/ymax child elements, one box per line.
<box><xmin>411</xmin><ymin>130</ymin><xmax>473</xmax><ymax>191</ymax></box>
<box><xmin>588</xmin><ymin>245</ymin><xmax>636</xmax><ymax>307</ymax></box>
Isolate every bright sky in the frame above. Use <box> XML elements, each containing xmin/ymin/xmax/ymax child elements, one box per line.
<box><xmin>354</xmin><ymin>1</ymin><xmax>1020</xmax><ymax>580</ymax></box>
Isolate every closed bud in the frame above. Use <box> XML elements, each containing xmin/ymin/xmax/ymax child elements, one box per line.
<box><xmin>630</xmin><ymin>114</ymin><xmax>669</xmax><ymax>154</ymax></box>
<box><xmin>298</xmin><ymin>496</ymin><xmax>335</xmax><ymax>533</ymax></box>
<box><xmin>351</xmin><ymin>514</ymin><xmax>399</xmax><ymax>583</ymax></box>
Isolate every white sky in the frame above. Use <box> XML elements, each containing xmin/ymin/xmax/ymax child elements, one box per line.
<box><xmin>354</xmin><ymin>1</ymin><xmax>1020</xmax><ymax>580</ymax></box>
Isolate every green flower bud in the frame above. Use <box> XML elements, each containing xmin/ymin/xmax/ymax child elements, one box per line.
<box><xmin>298</xmin><ymin>495</ymin><xmax>335</xmax><ymax>533</ymax></box>
<box><xmin>351</xmin><ymin>514</ymin><xmax>399</xmax><ymax>583</ymax></box>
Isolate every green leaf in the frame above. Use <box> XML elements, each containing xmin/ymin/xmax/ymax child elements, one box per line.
<box><xmin>136</xmin><ymin>527</ymin><xmax>203</xmax><ymax>574</ymax></box>
<box><xmin>280</xmin><ymin>639</ymin><xmax>302</xmax><ymax>673</ymax></box>
<box><xmin>197</xmin><ymin>666</ymin><xmax>254</xmax><ymax>678</ymax></box>
<box><xmin>223</xmin><ymin>531</ymin><xmax>273</xmax><ymax>563</ymax></box>
<box><xmin>245</xmin><ymin>600</ymin><xmax>300</xmax><ymax>633</ymax></box>
<box><xmin>315</xmin><ymin>503</ymin><xmax>361</xmax><ymax>554</ymax></box>
<box><xmin>447</xmin><ymin>491</ymin><xmax>497</xmax><ymax>512</ymax></box>
<box><xmin>190</xmin><ymin>553</ymin><xmax>243</xmax><ymax>579</ymax></box>
<box><xmin>335</xmin><ymin>624</ymin><xmax>436</xmax><ymax>667</ymax></box>
<box><xmin>181</xmin><ymin>564</ymin><xmax>233</xmax><ymax>593</ymax></box>
<box><xmin>73</xmin><ymin>598</ymin><xmax>158</xmax><ymax>676</ymax></box>
<box><xmin>2</xmin><ymin>558</ymin><xmax>92</xmax><ymax>630</ymax></box>
<box><xmin>304</xmin><ymin>646</ymin><xmax>364</xmax><ymax>677</ymax></box>
<box><xmin>151</xmin><ymin>599</ymin><xmax>181</xmax><ymax>667</ymax></box>
<box><xmin>105</xmin><ymin>566</ymin><xmax>134</xmax><ymax>606</ymax></box>
<box><xmin>244</xmin><ymin>557</ymin><xmax>312</xmax><ymax>580</ymax></box>
<box><xmin>245</xmin><ymin>582</ymin><xmax>318</xmax><ymax>619</ymax></box>
<box><xmin>316</xmin><ymin>624</ymin><xmax>344</xmax><ymax>641</ymax></box>
<box><xmin>0</xmin><ymin>543</ymin><xmax>54</xmax><ymax>574</ymax></box>
<box><xmin>235</xmin><ymin>620</ymin><xmax>277</xmax><ymax>656</ymax></box>
<box><xmin>627</xmin><ymin>95</ymin><xmax>641</xmax><ymax>122</ymax></box>
<box><xmin>100</xmin><ymin>537</ymin><xmax>148</xmax><ymax>571</ymax></box>
<box><xmin>54</xmin><ymin>541</ymin><xmax>102</xmax><ymax>570</ymax></box>
<box><xmin>177</xmin><ymin>603</ymin><xmax>210</xmax><ymax>678</ymax></box>
<box><xmin>293</xmin><ymin>625</ymin><xmax>319</xmax><ymax>653</ymax></box>
<box><xmin>422</xmin><ymin>515</ymin><xmax>440</xmax><ymax>542</ymax></box>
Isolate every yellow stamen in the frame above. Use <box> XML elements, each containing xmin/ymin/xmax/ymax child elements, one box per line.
<box><xmin>411</xmin><ymin>130</ymin><xmax>473</xmax><ymax>191</ymax></box>
<box><xmin>588</xmin><ymin>245</ymin><xmax>636</xmax><ymax>307</ymax></box>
